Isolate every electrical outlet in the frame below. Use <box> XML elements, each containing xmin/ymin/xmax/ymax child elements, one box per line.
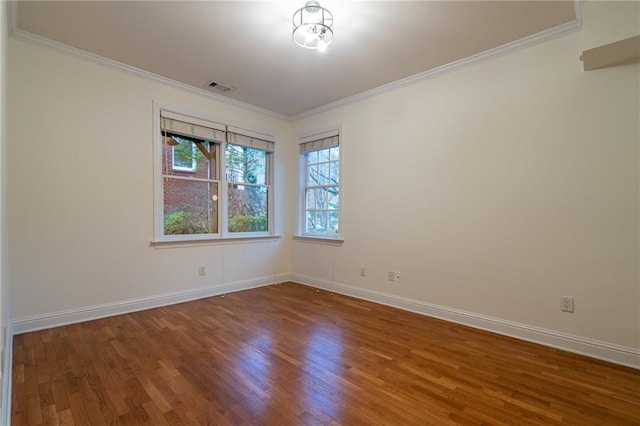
<box><xmin>387</xmin><ymin>271</ymin><xmax>395</xmax><ymax>281</ymax></box>
<box><xmin>360</xmin><ymin>266</ymin><xmax>366</xmax><ymax>277</ymax></box>
<box><xmin>560</xmin><ymin>296</ymin><xmax>574</xmax><ymax>313</ymax></box>
<box><xmin>395</xmin><ymin>271</ymin><xmax>401</xmax><ymax>282</ymax></box>
<box><xmin>199</xmin><ymin>265</ymin><xmax>206</xmax><ymax>276</ymax></box>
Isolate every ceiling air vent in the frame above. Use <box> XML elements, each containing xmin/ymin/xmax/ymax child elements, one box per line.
<box><xmin>206</xmin><ymin>80</ymin><xmax>234</xmax><ymax>93</ymax></box>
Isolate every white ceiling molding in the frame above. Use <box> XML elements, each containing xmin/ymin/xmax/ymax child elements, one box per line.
<box><xmin>6</xmin><ymin>1</ymin><xmax>288</xmax><ymax>121</ymax></box>
<box><xmin>292</xmin><ymin>15</ymin><xmax>583</xmax><ymax>121</ymax></box>
<box><xmin>8</xmin><ymin>1</ymin><xmax>583</xmax><ymax>121</ymax></box>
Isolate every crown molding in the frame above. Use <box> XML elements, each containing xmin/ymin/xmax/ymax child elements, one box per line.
<box><xmin>7</xmin><ymin>0</ymin><xmax>288</xmax><ymax>121</ymax></box>
<box><xmin>292</xmin><ymin>12</ymin><xmax>583</xmax><ymax>121</ymax></box>
<box><xmin>10</xmin><ymin>28</ymin><xmax>288</xmax><ymax>121</ymax></box>
<box><xmin>7</xmin><ymin>1</ymin><xmax>584</xmax><ymax>121</ymax></box>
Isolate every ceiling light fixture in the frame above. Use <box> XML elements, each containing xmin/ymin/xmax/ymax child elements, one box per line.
<box><xmin>292</xmin><ymin>1</ymin><xmax>333</xmax><ymax>52</ymax></box>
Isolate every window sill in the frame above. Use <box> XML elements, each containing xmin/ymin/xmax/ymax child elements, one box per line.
<box><xmin>150</xmin><ymin>234</ymin><xmax>280</xmax><ymax>249</ymax></box>
<box><xmin>292</xmin><ymin>235</ymin><xmax>344</xmax><ymax>246</ymax></box>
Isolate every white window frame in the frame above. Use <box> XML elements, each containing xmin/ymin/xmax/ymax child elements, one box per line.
<box><xmin>297</xmin><ymin>127</ymin><xmax>343</xmax><ymax>241</ymax></box>
<box><xmin>152</xmin><ymin>103</ymin><xmax>276</xmax><ymax>243</ymax></box>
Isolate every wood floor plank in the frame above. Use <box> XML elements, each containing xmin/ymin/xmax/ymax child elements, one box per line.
<box><xmin>12</xmin><ymin>282</ymin><xmax>640</xmax><ymax>425</ymax></box>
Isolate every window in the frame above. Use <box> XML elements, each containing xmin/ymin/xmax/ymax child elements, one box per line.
<box><xmin>299</xmin><ymin>131</ymin><xmax>340</xmax><ymax>238</ymax></box>
<box><xmin>171</xmin><ymin>140</ymin><xmax>196</xmax><ymax>171</ymax></box>
<box><xmin>154</xmin><ymin>108</ymin><xmax>275</xmax><ymax>241</ymax></box>
<box><xmin>224</xmin><ymin>128</ymin><xmax>273</xmax><ymax>235</ymax></box>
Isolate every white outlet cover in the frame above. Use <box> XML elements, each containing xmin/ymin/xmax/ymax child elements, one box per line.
<box><xmin>561</xmin><ymin>296</ymin><xmax>574</xmax><ymax>312</ymax></box>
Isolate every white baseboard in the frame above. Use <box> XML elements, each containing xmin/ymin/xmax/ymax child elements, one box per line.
<box><xmin>3</xmin><ymin>271</ymin><xmax>637</xmax><ymax>426</ymax></box>
<box><xmin>11</xmin><ymin>274</ymin><xmax>290</xmax><ymax>335</ymax></box>
<box><xmin>291</xmin><ymin>273</ymin><xmax>640</xmax><ymax>370</ymax></box>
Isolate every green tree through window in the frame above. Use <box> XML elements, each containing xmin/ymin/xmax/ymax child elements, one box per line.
<box><xmin>226</xmin><ymin>143</ymin><xmax>269</xmax><ymax>232</ymax></box>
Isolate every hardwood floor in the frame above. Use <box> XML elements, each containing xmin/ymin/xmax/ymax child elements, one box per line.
<box><xmin>11</xmin><ymin>282</ymin><xmax>640</xmax><ymax>425</ymax></box>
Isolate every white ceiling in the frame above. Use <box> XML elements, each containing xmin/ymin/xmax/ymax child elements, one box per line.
<box><xmin>13</xmin><ymin>1</ymin><xmax>578</xmax><ymax>118</ymax></box>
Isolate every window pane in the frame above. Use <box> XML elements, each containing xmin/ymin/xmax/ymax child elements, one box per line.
<box><xmin>317</xmin><ymin>162</ymin><xmax>330</xmax><ymax>185</ymax></box>
<box><xmin>226</xmin><ymin>144</ymin><xmax>266</xmax><ymax>185</ymax></box>
<box><xmin>330</xmin><ymin>161</ymin><xmax>339</xmax><ymax>183</ymax></box>
<box><xmin>228</xmin><ymin>184</ymin><xmax>268</xmax><ymax>232</ymax></box>
<box><xmin>305</xmin><ymin>188</ymin><xmax>316</xmax><ymax>211</ymax></box>
<box><xmin>306</xmin><ymin>151</ymin><xmax>318</xmax><ymax>165</ymax></box>
<box><xmin>305</xmin><ymin>210</ymin><xmax>315</xmax><ymax>233</ymax></box>
<box><xmin>328</xmin><ymin>211</ymin><xmax>339</xmax><ymax>234</ymax></box>
<box><xmin>315</xmin><ymin>188</ymin><xmax>328</xmax><ymax>210</ymax></box>
<box><xmin>318</xmin><ymin>148</ymin><xmax>330</xmax><ymax>163</ymax></box>
<box><xmin>330</xmin><ymin>147</ymin><xmax>339</xmax><ymax>161</ymax></box>
<box><xmin>163</xmin><ymin>135</ymin><xmax>215</xmax><ymax>177</ymax></box>
<box><xmin>163</xmin><ymin>179</ymin><xmax>218</xmax><ymax>235</ymax></box>
<box><xmin>173</xmin><ymin>144</ymin><xmax>194</xmax><ymax>170</ymax></box>
<box><xmin>315</xmin><ymin>211</ymin><xmax>327</xmax><ymax>233</ymax></box>
<box><xmin>307</xmin><ymin>165</ymin><xmax>318</xmax><ymax>186</ymax></box>
<box><xmin>327</xmin><ymin>187</ymin><xmax>339</xmax><ymax>210</ymax></box>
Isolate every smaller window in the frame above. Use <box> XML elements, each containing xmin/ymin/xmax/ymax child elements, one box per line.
<box><xmin>172</xmin><ymin>138</ymin><xmax>196</xmax><ymax>171</ymax></box>
<box><xmin>299</xmin><ymin>131</ymin><xmax>340</xmax><ymax>238</ymax></box>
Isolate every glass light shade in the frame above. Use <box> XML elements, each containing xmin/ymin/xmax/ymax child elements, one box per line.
<box><xmin>293</xmin><ymin>1</ymin><xmax>334</xmax><ymax>50</ymax></box>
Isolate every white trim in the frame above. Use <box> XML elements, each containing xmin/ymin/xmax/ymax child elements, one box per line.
<box><xmin>153</xmin><ymin>102</ymin><xmax>164</xmax><ymax>241</ymax></box>
<box><xmin>292</xmin><ymin>235</ymin><xmax>343</xmax><ymax>245</ymax></box>
<box><xmin>574</xmin><ymin>0</ymin><xmax>584</xmax><ymax>30</ymax></box>
<box><xmin>1</xmin><ymin>323</ymin><xmax>13</xmax><ymax>426</ymax></box>
<box><xmin>150</xmin><ymin>234</ymin><xmax>280</xmax><ymax>248</ymax></box>
<box><xmin>291</xmin><ymin>17</ymin><xmax>583</xmax><ymax>120</ymax></box>
<box><xmin>8</xmin><ymin>28</ymin><xmax>288</xmax><ymax>121</ymax></box>
<box><xmin>290</xmin><ymin>274</ymin><xmax>640</xmax><ymax>370</ymax></box>
<box><xmin>11</xmin><ymin>274</ymin><xmax>290</xmax><ymax>335</ymax></box>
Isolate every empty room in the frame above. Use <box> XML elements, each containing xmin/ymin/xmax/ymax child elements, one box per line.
<box><xmin>1</xmin><ymin>0</ymin><xmax>639</xmax><ymax>424</ymax></box>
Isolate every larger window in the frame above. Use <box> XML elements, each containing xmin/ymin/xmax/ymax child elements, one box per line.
<box><xmin>155</xmin><ymin>108</ymin><xmax>274</xmax><ymax>241</ymax></box>
<box><xmin>299</xmin><ymin>131</ymin><xmax>340</xmax><ymax>238</ymax></box>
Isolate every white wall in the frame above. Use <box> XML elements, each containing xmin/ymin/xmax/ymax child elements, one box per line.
<box><xmin>0</xmin><ymin>0</ymin><xmax>7</xmax><ymax>414</ymax></box>
<box><xmin>7</xmin><ymin>38</ymin><xmax>292</xmax><ymax>320</ymax></box>
<box><xmin>581</xmin><ymin>0</ymin><xmax>640</xmax><ymax>50</ymax></box>
<box><xmin>291</xmin><ymin>29</ymin><xmax>639</xmax><ymax>350</ymax></box>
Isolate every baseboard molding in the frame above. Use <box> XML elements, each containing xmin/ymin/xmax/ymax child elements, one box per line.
<box><xmin>11</xmin><ymin>274</ymin><xmax>290</xmax><ymax>335</ymax></box>
<box><xmin>4</xmin><ymin>270</ymin><xmax>637</xmax><ymax>426</ymax></box>
<box><xmin>291</xmin><ymin>273</ymin><xmax>640</xmax><ymax>370</ymax></box>
<box><xmin>2</xmin><ymin>323</ymin><xmax>13</xmax><ymax>426</ymax></box>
